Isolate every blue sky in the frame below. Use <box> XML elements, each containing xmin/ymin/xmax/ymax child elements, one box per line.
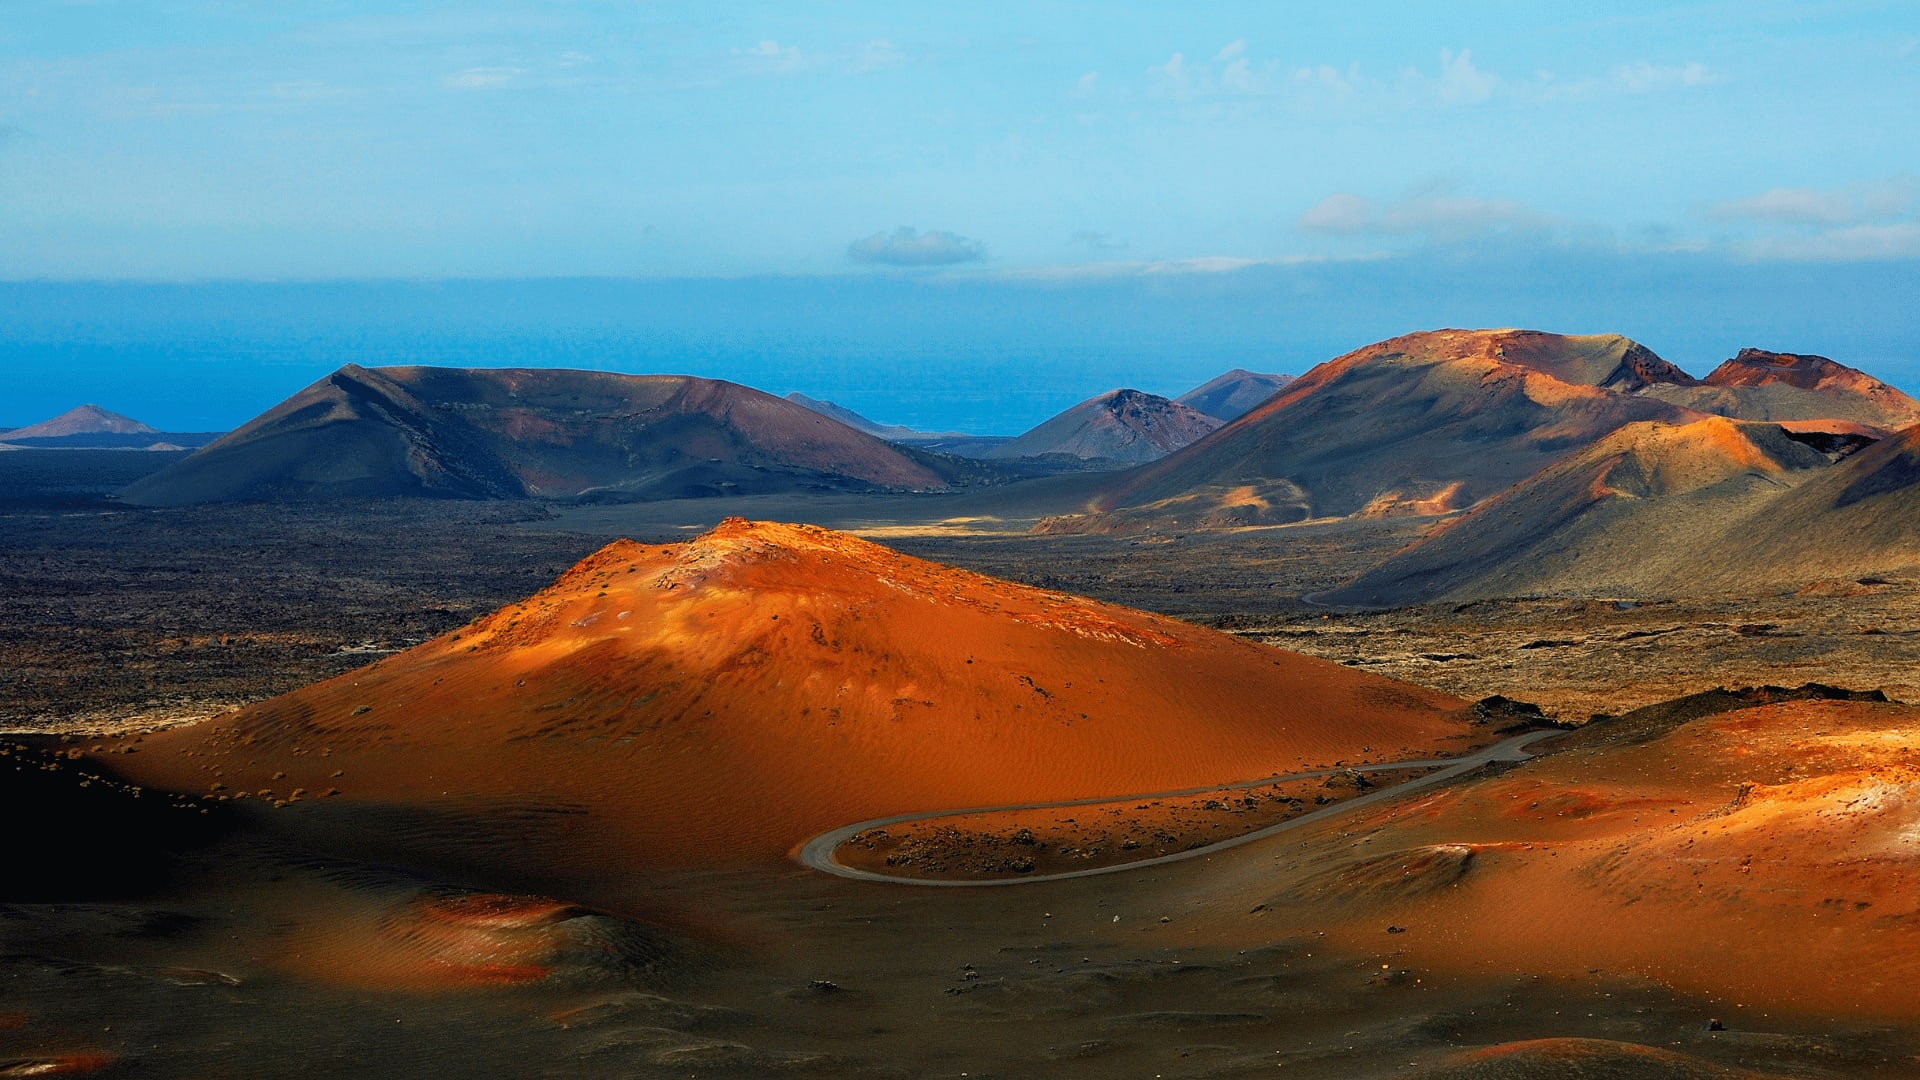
<box><xmin>3</xmin><ymin>3</ymin><xmax>1919</xmax><ymax>430</ymax></box>
<box><xmin>7</xmin><ymin>1</ymin><xmax>1919</xmax><ymax>277</ymax></box>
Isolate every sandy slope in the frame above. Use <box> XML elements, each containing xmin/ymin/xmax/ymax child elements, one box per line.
<box><xmin>1325</xmin><ymin>418</ymin><xmax>1832</xmax><ymax>606</ymax></box>
<box><xmin>112</xmin><ymin>519</ymin><xmax>1471</xmax><ymax>873</ymax></box>
<box><xmin>1181</xmin><ymin>693</ymin><xmax>1920</xmax><ymax>1020</ymax></box>
<box><xmin>1668</xmin><ymin>421</ymin><xmax>1920</xmax><ymax>590</ymax></box>
<box><xmin>1331</xmin><ymin>418</ymin><xmax>1920</xmax><ymax>605</ymax></box>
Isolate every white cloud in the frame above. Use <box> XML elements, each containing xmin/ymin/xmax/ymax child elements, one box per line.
<box><xmin>996</xmin><ymin>252</ymin><xmax>1383</xmax><ymax>283</ymax></box>
<box><xmin>1135</xmin><ymin>43</ymin><xmax>1715</xmax><ymax>110</ymax></box>
<box><xmin>734</xmin><ymin>39</ymin><xmax>808</xmax><ymax>75</ymax></box>
<box><xmin>1298</xmin><ymin>188</ymin><xmax>1547</xmax><ymax>240</ymax></box>
<box><xmin>1709</xmin><ymin>179</ymin><xmax>1920</xmax><ymax>261</ymax></box>
<box><xmin>1071</xmin><ymin>71</ymin><xmax>1099</xmax><ymax>98</ymax></box>
<box><xmin>1429</xmin><ymin>48</ymin><xmax>1496</xmax><ymax>104</ymax></box>
<box><xmin>1147</xmin><ymin>43</ymin><xmax>1497</xmax><ymax>106</ymax></box>
<box><xmin>1381</xmin><ymin>194</ymin><xmax>1538</xmax><ymax>235</ymax></box>
<box><xmin>1710</xmin><ymin>181</ymin><xmax>1916</xmax><ymax>227</ymax></box>
<box><xmin>1149</xmin><ymin>51</ymin><xmax>1191</xmax><ymax>96</ymax></box>
<box><xmin>1743</xmin><ymin>222</ymin><xmax>1920</xmax><ymax>261</ymax></box>
<box><xmin>1611</xmin><ymin>60</ymin><xmax>1716</xmax><ymax>93</ymax></box>
<box><xmin>1286</xmin><ymin>63</ymin><xmax>1364</xmax><ymax>102</ymax></box>
<box><xmin>1147</xmin><ymin>44</ymin><xmax>1285</xmax><ymax>99</ymax></box>
<box><xmin>443</xmin><ymin>67</ymin><xmax>523</xmax><ymax>90</ymax></box>
<box><xmin>1297</xmin><ymin>193</ymin><xmax>1373</xmax><ymax>234</ymax></box>
<box><xmin>847</xmin><ymin>227</ymin><xmax>986</xmax><ymax>266</ymax></box>
<box><xmin>849</xmin><ymin>40</ymin><xmax>904</xmax><ymax>73</ymax></box>
<box><xmin>1537</xmin><ymin>59</ymin><xmax>1717</xmax><ymax>101</ymax></box>
<box><xmin>1220</xmin><ymin>55</ymin><xmax>1259</xmax><ymax>94</ymax></box>
<box><xmin>734</xmin><ymin>38</ymin><xmax>906</xmax><ymax>76</ymax></box>
<box><xmin>1712</xmin><ymin>187</ymin><xmax>1861</xmax><ymax>226</ymax></box>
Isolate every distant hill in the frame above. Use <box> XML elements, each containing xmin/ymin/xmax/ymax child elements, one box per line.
<box><xmin>1043</xmin><ymin>329</ymin><xmax>1920</xmax><ymax>533</ymax></box>
<box><xmin>121</xmin><ymin>365</ymin><xmax>988</xmax><ymax>505</ymax></box>
<box><xmin>1321</xmin><ymin>417</ymin><xmax>1834</xmax><ymax>606</ymax></box>
<box><xmin>782</xmin><ymin>392</ymin><xmax>927</xmax><ymax>441</ymax></box>
<box><xmin>781</xmin><ymin>391</ymin><xmax>1024</xmax><ymax>458</ymax></box>
<box><xmin>1047</xmin><ymin>330</ymin><xmax>1702</xmax><ymax>531</ymax></box>
<box><xmin>2</xmin><ymin>431</ymin><xmax>224</xmax><ymax>450</ymax></box>
<box><xmin>1174</xmin><ymin>369</ymin><xmax>1295</xmax><ymax>421</ymax></box>
<box><xmin>7</xmin><ymin>404</ymin><xmax>157</xmax><ymax>439</ymax></box>
<box><xmin>891</xmin><ymin>433</ymin><xmax>1018</xmax><ymax>458</ymax></box>
<box><xmin>983</xmin><ymin>389</ymin><xmax>1223</xmax><ymax>465</ymax></box>
<box><xmin>1</xmin><ymin>404</ymin><xmax>222</xmax><ymax>451</ymax></box>
<box><xmin>1634</xmin><ymin>348</ymin><xmax>1920</xmax><ymax>431</ymax></box>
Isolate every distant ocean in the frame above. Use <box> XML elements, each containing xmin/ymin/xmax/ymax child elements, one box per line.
<box><xmin>5</xmin><ymin>253</ymin><xmax>1917</xmax><ymax>434</ymax></box>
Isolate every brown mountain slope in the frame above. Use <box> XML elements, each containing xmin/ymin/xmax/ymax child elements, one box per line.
<box><xmin>1637</xmin><ymin>348</ymin><xmax>1920</xmax><ymax>430</ymax></box>
<box><xmin>112</xmin><ymin>519</ymin><xmax>1472</xmax><ymax>875</ymax></box>
<box><xmin>7</xmin><ymin>404</ymin><xmax>158</xmax><ymax>439</ymax></box>
<box><xmin>983</xmin><ymin>388</ymin><xmax>1224</xmax><ymax>464</ymax></box>
<box><xmin>121</xmin><ymin>366</ymin><xmax>972</xmax><ymax>505</ymax></box>
<box><xmin>1174</xmin><ymin>369</ymin><xmax>1295</xmax><ymax>421</ymax></box>
<box><xmin>1051</xmin><ymin>330</ymin><xmax>1704</xmax><ymax>531</ymax></box>
<box><xmin>1323</xmin><ymin>417</ymin><xmax>1832</xmax><ymax>607</ymax></box>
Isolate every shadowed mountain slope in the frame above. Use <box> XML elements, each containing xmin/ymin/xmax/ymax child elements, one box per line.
<box><xmin>1322</xmin><ymin>417</ymin><xmax>1832</xmax><ymax>606</ymax></box>
<box><xmin>1053</xmin><ymin>330</ymin><xmax>1704</xmax><ymax>531</ymax></box>
<box><xmin>1666</xmin><ymin>420</ymin><xmax>1920</xmax><ymax>590</ymax></box>
<box><xmin>984</xmin><ymin>388</ymin><xmax>1224</xmax><ymax>465</ymax></box>
<box><xmin>122</xmin><ymin>366</ymin><xmax>978</xmax><ymax>505</ymax></box>
<box><xmin>1174</xmin><ymin>369</ymin><xmax>1295</xmax><ymax>421</ymax></box>
<box><xmin>114</xmin><ymin>519</ymin><xmax>1473</xmax><ymax>873</ymax></box>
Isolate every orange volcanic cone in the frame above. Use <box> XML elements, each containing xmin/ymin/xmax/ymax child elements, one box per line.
<box><xmin>120</xmin><ymin>520</ymin><xmax>1471</xmax><ymax>870</ymax></box>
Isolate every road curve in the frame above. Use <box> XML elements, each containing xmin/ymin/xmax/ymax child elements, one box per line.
<box><xmin>796</xmin><ymin>729</ymin><xmax>1559</xmax><ymax>887</ymax></box>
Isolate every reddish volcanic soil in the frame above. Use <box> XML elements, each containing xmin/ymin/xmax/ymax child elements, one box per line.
<box><xmin>1181</xmin><ymin>695</ymin><xmax>1920</xmax><ymax>1020</ymax></box>
<box><xmin>110</xmin><ymin>519</ymin><xmax>1474</xmax><ymax>879</ymax></box>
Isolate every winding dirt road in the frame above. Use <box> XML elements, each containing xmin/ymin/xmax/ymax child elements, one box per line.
<box><xmin>796</xmin><ymin>729</ymin><xmax>1559</xmax><ymax>887</ymax></box>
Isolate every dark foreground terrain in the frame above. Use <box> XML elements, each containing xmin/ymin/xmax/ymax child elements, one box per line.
<box><xmin>5</xmin><ymin>458</ymin><xmax>1920</xmax><ymax>1077</ymax></box>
